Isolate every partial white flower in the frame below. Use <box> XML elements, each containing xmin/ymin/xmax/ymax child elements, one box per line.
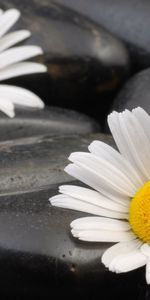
<box><xmin>50</xmin><ymin>107</ymin><xmax>150</xmax><ymax>284</ymax></box>
<box><xmin>0</xmin><ymin>85</ymin><xmax>44</xmax><ymax>117</ymax></box>
<box><xmin>0</xmin><ymin>8</ymin><xmax>47</xmax><ymax>117</ymax></box>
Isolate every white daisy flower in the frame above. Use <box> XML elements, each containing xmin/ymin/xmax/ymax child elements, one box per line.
<box><xmin>0</xmin><ymin>8</ymin><xmax>47</xmax><ymax>117</ymax></box>
<box><xmin>50</xmin><ymin>107</ymin><xmax>150</xmax><ymax>284</ymax></box>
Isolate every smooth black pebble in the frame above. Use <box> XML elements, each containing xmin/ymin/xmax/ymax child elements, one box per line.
<box><xmin>0</xmin><ymin>106</ymin><xmax>100</xmax><ymax>141</ymax></box>
<box><xmin>111</xmin><ymin>68</ymin><xmax>150</xmax><ymax>114</ymax></box>
<box><xmin>2</xmin><ymin>0</ymin><xmax>130</xmax><ymax>123</ymax></box>
<box><xmin>54</xmin><ymin>0</ymin><xmax>150</xmax><ymax>70</ymax></box>
<box><xmin>0</xmin><ymin>133</ymin><xmax>146</xmax><ymax>299</ymax></box>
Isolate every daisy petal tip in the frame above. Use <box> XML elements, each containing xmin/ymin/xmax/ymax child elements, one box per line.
<box><xmin>6</xmin><ymin>108</ymin><xmax>15</xmax><ymax>118</ymax></box>
<box><xmin>101</xmin><ymin>252</ymin><xmax>107</xmax><ymax>264</ymax></box>
<box><xmin>146</xmin><ymin>275</ymin><xmax>150</xmax><ymax>285</ymax></box>
<box><xmin>88</xmin><ymin>140</ymin><xmax>98</xmax><ymax>151</ymax></box>
<box><xmin>32</xmin><ymin>63</ymin><xmax>47</xmax><ymax>74</ymax></box>
<box><xmin>24</xmin><ymin>30</ymin><xmax>32</xmax><ymax>38</ymax></box>
<box><xmin>70</xmin><ymin>219</ymin><xmax>79</xmax><ymax>229</ymax></box>
<box><xmin>27</xmin><ymin>30</ymin><xmax>31</xmax><ymax>35</ymax></box>
<box><xmin>145</xmin><ymin>262</ymin><xmax>150</xmax><ymax>284</ymax></box>
<box><xmin>59</xmin><ymin>184</ymin><xmax>66</xmax><ymax>190</ymax></box>
<box><xmin>64</xmin><ymin>164</ymin><xmax>73</xmax><ymax>174</ymax></box>
<box><xmin>146</xmin><ymin>279</ymin><xmax>150</xmax><ymax>285</ymax></box>
<box><xmin>64</xmin><ymin>166</ymin><xmax>68</xmax><ymax>173</ymax></box>
<box><xmin>38</xmin><ymin>100</ymin><xmax>45</xmax><ymax>109</ymax></box>
<box><xmin>43</xmin><ymin>65</ymin><xmax>48</xmax><ymax>72</ymax></box>
<box><xmin>71</xmin><ymin>229</ymin><xmax>79</xmax><ymax>238</ymax></box>
<box><xmin>132</xmin><ymin>106</ymin><xmax>142</xmax><ymax>113</ymax></box>
<box><xmin>108</xmin><ymin>261</ymin><xmax>119</xmax><ymax>273</ymax></box>
<box><xmin>36</xmin><ymin>46</ymin><xmax>44</xmax><ymax>55</ymax></box>
<box><xmin>21</xmin><ymin>29</ymin><xmax>31</xmax><ymax>36</ymax></box>
<box><xmin>107</xmin><ymin>112</ymin><xmax>115</xmax><ymax>125</ymax></box>
<box><xmin>70</xmin><ymin>222</ymin><xmax>73</xmax><ymax>229</ymax></box>
<box><xmin>107</xmin><ymin>113</ymin><xmax>111</xmax><ymax>121</ymax></box>
<box><xmin>48</xmin><ymin>198</ymin><xmax>53</xmax><ymax>205</ymax></box>
<box><xmin>68</xmin><ymin>152</ymin><xmax>74</xmax><ymax>161</ymax></box>
<box><xmin>141</xmin><ymin>244</ymin><xmax>150</xmax><ymax>259</ymax></box>
<box><xmin>10</xmin><ymin>113</ymin><xmax>15</xmax><ymax>118</ymax></box>
<box><xmin>7</xmin><ymin>8</ymin><xmax>21</xmax><ymax>25</ymax></box>
<box><xmin>11</xmin><ymin>8</ymin><xmax>21</xmax><ymax>18</ymax></box>
<box><xmin>32</xmin><ymin>99</ymin><xmax>45</xmax><ymax>109</ymax></box>
<box><xmin>48</xmin><ymin>196</ymin><xmax>57</xmax><ymax>206</ymax></box>
<box><xmin>101</xmin><ymin>258</ymin><xmax>108</xmax><ymax>270</ymax></box>
<box><xmin>8</xmin><ymin>112</ymin><xmax>15</xmax><ymax>118</ymax></box>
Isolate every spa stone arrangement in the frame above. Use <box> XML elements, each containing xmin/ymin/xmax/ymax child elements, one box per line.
<box><xmin>0</xmin><ymin>1</ymin><xmax>150</xmax><ymax>299</ymax></box>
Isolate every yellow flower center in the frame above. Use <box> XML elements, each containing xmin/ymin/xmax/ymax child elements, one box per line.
<box><xmin>129</xmin><ymin>181</ymin><xmax>150</xmax><ymax>243</ymax></box>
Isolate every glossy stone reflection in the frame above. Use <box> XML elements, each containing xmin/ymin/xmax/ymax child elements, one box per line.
<box><xmin>55</xmin><ymin>0</ymin><xmax>150</xmax><ymax>69</ymax></box>
<box><xmin>0</xmin><ymin>133</ymin><xmax>105</xmax><ymax>195</ymax></box>
<box><xmin>111</xmin><ymin>68</ymin><xmax>150</xmax><ymax>114</ymax></box>
<box><xmin>0</xmin><ymin>106</ymin><xmax>100</xmax><ymax>141</ymax></box>
<box><xmin>2</xmin><ymin>1</ymin><xmax>129</xmax><ymax>123</ymax></box>
<box><xmin>0</xmin><ymin>134</ymin><xmax>146</xmax><ymax>299</ymax></box>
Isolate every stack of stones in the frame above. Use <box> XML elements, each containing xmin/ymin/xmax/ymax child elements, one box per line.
<box><xmin>0</xmin><ymin>1</ymin><xmax>149</xmax><ymax>299</ymax></box>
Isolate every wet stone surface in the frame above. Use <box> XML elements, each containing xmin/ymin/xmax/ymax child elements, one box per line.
<box><xmin>111</xmin><ymin>68</ymin><xmax>150</xmax><ymax>114</ymax></box>
<box><xmin>2</xmin><ymin>0</ymin><xmax>130</xmax><ymax>123</ymax></box>
<box><xmin>0</xmin><ymin>106</ymin><xmax>100</xmax><ymax>141</ymax></box>
<box><xmin>0</xmin><ymin>133</ymin><xmax>108</xmax><ymax>195</ymax></box>
<box><xmin>0</xmin><ymin>1</ymin><xmax>148</xmax><ymax>299</ymax></box>
<box><xmin>55</xmin><ymin>0</ymin><xmax>150</xmax><ymax>69</ymax></box>
<box><xmin>0</xmin><ymin>186</ymin><xmax>146</xmax><ymax>300</ymax></box>
<box><xmin>0</xmin><ymin>132</ymin><xmax>146</xmax><ymax>299</ymax></box>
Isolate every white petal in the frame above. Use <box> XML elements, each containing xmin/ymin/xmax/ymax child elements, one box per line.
<box><xmin>71</xmin><ymin>217</ymin><xmax>130</xmax><ymax>231</ymax></box>
<box><xmin>102</xmin><ymin>239</ymin><xmax>142</xmax><ymax>268</ymax></box>
<box><xmin>69</xmin><ymin>152</ymin><xmax>136</xmax><ymax>197</ymax></box>
<box><xmin>108</xmin><ymin>110</ymin><xmax>150</xmax><ymax>180</ymax></box>
<box><xmin>140</xmin><ymin>243</ymin><xmax>150</xmax><ymax>283</ymax></box>
<box><xmin>0</xmin><ymin>46</ymin><xmax>43</xmax><ymax>69</ymax></box>
<box><xmin>65</xmin><ymin>163</ymin><xmax>130</xmax><ymax>207</ymax></box>
<box><xmin>0</xmin><ymin>30</ymin><xmax>31</xmax><ymax>53</ymax></box>
<box><xmin>71</xmin><ymin>229</ymin><xmax>135</xmax><ymax>242</ymax></box>
<box><xmin>146</xmin><ymin>262</ymin><xmax>150</xmax><ymax>284</ymax></box>
<box><xmin>141</xmin><ymin>244</ymin><xmax>150</xmax><ymax>258</ymax></box>
<box><xmin>120</xmin><ymin>110</ymin><xmax>150</xmax><ymax>179</ymax></box>
<box><xmin>50</xmin><ymin>194</ymin><xmax>128</xmax><ymax>219</ymax></box>
<box><xmin>132</xmin><ymin>107</ymin><xmax>150</xmax><ymax>141</ymax></box>
<box><xmin>59</xmin><ymin>185</ymin><xmax>129</xmax><ymax>213</ymax></box>
<box><xmin>109</xmin><ymin>250</ymin><xmax>146</xmax><ymax>273</ymax></box>
<box><xmin>0</xmin><ymin>85</ymin><xmax>44</xmax><ymax>108</ymax></box>
<box><xmin>108</xmin><ymin>111</ymin><xmax>146</xmax><ymax>183</ymax></box>
<box><xmin>0</xmin><ymin>10</ymin><xmax>3</xmax><ymax>16</ymax></box>
<box><xmin>0</xmin><ymin>99</ymin><xmax>15</xmax><ymax>117</ymax></box>
<box><xmin>89</xmin><ymin>140</ymin><xmax>143</xmax><ymax>188</ymax></box>
<box><xmin>108</xmin><ymin>111</ymin><xmax>134</xmax><ymax>162</ymax></box>
<box><xmin>0</xmin><ymin>9</ymin><xmax>20</xmax><ymax>38</ymax></box>
<box><xmin>0</xmin><ymin>62</ymin><xmax>47</xmax><ymax>81</ymax></box>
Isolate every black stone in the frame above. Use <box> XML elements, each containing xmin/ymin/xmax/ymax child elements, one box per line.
<box><xmin>0</xmin><ymin>132</ymin><xmax>147</xmax><ymax>299</ymax></box>
<box><xmin>111</xmin><ymin>68</ymin><xmax>150</xmax><ymax>114</ymax></box>
<box><xmin>1</xmin><ymin>1</ymin><xmax>130</xmax><ymax>123</ymax></box>
<box><xmin>0</xmin><ymin>186</ymin><xmax>146</xmax><ymax>300</ymax></box>
<box><xmin>54</xmin><ymin>0</ymin><xmax>150</xmax><ymax>70</ymax></box>
<box><xmin>0</xmin><ymin>133</ymin><xmax>105</xmax><ymax>194</ymax></box>
<box><xmin>0</xmin><ymin>106</ymin><xmax>100</xmax><ymax>141</ymax></box>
